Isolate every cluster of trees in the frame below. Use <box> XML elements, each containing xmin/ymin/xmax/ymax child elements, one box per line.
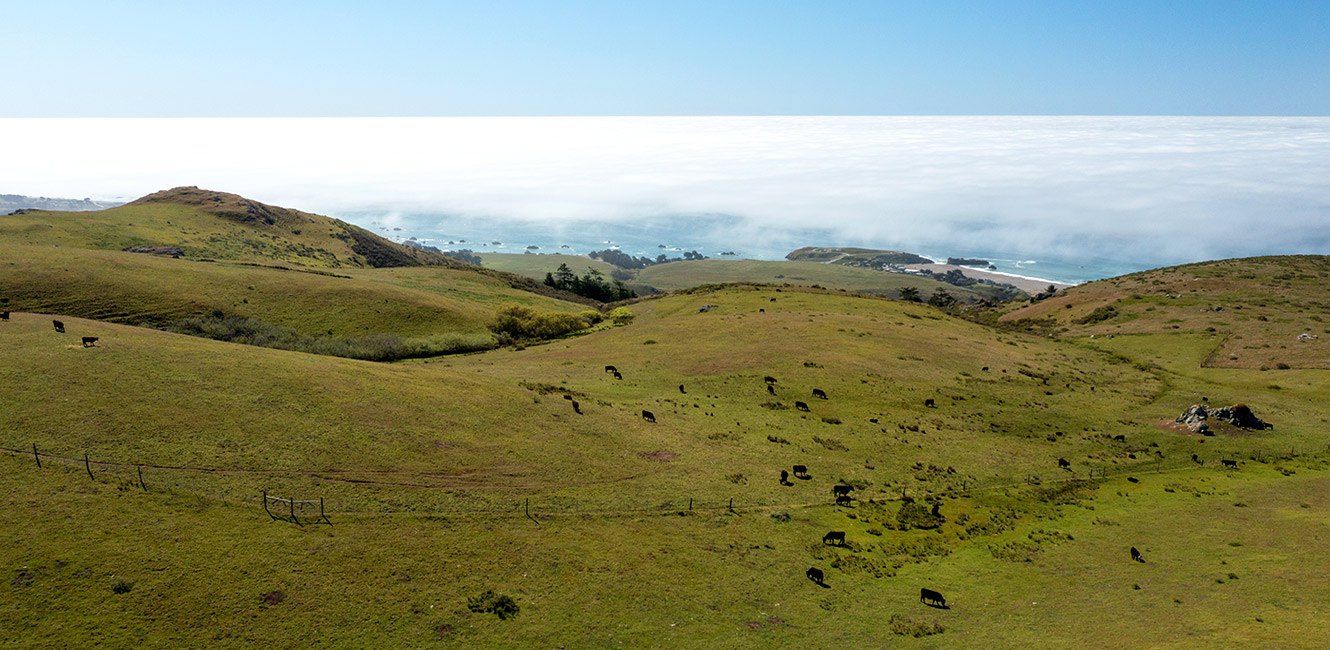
<box><xmin>543</xmin><ymin>263</ymin><xmax>635</xmax><ymax>301</ymax></box>
<box><xmin>897</xmin><ymin>286</ymin><xmax>957</xmax><ymax>308</ymax></box>
<box><xmin>588</xmin><ymin>248</ymin><xmax>707</xmax><ymax>270</ymax></box>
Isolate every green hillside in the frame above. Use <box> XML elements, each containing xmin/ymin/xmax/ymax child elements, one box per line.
<box><xmin>5</xmin><ymin>257</ymin><xmax>1330</xmax><ymax>648</ymax></box>
<box><xmin>1000</xmin><ymin>255</ymin><xmax>1330</xmax><ymax>369</ymax></box>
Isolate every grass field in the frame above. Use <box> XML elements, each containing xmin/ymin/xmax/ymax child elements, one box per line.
<box><xmin>5</xmin><ymin>194</ymin><xmax>1329</xmax><ymax>647</ymax></box>
<box><xmin>480</xmin><ymin>252</ymin><xmax>1003</xmax><ymax>301</ymax></box>
<box><xmin>5</xmin><ymin>272</ymin><xmax>1330</xmax><ymax>648</ymax></box>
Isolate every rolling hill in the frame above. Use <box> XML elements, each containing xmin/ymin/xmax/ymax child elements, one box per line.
<box><xmin>3</xmin><ymin>191</ymin><xmax>1330</xmax><ymax>648</ymax></box>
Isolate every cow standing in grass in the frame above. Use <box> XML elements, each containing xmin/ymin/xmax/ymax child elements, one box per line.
<box><xmin>52</xmin><ymin>320</ymin><xmax>65</xmax><ymax>333</ymax></box>
<box><xmin>641</xmin><ymin>410</ymin><xmax>655</xmax><ymax>423</ymax></box>
<box><xmin>822</xmin><ymin>531</ymin><xmax>846</xmax><ymax>546</ymax></box>
<box><xmin>812</xmin><ymin>388</ymin><xmax>827</xmax><ymax>399</ymax></box>
<box><xmin>920</xmin><ymin>588</ymin><xmax>947</xmax><ymax>608</ymax></box>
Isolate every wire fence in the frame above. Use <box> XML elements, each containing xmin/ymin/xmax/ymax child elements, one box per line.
<box><xmin>6</xmin><ymin>440</ymin><xmax>1329</xmax><ymax>524</ymax></box>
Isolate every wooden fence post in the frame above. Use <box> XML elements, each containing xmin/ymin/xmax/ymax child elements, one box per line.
<box><xmin>85</xmin><ymin>453</ymin><xmax>94</xmax><ymax>480</ymax></box>
<box><xmin>290</xmin><ymin>496</ymin><xmax>300</xmax><ymax>526</ymax></box>
<box><xmin>688</xmin><ymin>498</ymin><xmax>693</xmax><ymax>511</ymax></box>
<box><xmin>138</xmin><ymin>465</ymin><xmax>147</xmax><ymax>492</ymax></box>
<box><xmin>32</xmin><ymin>443</ymin><xmax>40</xmax><ymax>468</ymax></box>
<box><xmin>263</xmin><ymin>491</ymin><xmax>274</xmax><ymax>520</ymax></box>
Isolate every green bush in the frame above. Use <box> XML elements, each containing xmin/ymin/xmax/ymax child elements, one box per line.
<box><xmin>579</xmin><ymin>310</ymin><xmax>604</xmax><ymax>324</ymax></box>
<box><xmin>489</xmin><ymin>304</ymin><xmax>590</xmax><ymax>342</ymax></box>
<box><xmin>609</xmin><ymin>306</ymin><xmax>635</xmax><ymax>325</ymax></box>
<box><xmin>112</xmin><ymin>578</ymin><xmax>134</xmax><ymax>594</ymax></box>
<box><xmin>467</xmin><ymin>590</ymin><xmax>520</xmax><ymax>620</ymax></box>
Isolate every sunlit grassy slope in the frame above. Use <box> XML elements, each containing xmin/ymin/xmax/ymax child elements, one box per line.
<box><xmin>5</xmin><ymin>270</ymin><xmax>1330</xmax><ymax>648</ymax></box>
<box><xmin>1001</xmin><ymin>255</ymin><xmax>1330</xmax><ymax>369</ymax></box>
<box><xmin>480</xmin><ymin>252</ymin><xmax>1001</xmax><ymax>300</ymax></box>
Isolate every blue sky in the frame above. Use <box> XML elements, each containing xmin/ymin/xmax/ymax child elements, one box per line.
<box><xmin>6</xmin><ymin>0</ymin><xmax>1328</xmax><ymax>116</ymax></box>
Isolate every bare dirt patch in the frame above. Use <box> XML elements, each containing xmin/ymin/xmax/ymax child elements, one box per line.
<box><xmin>637</xmin><ymin>450</ymin><xmax>679</xmax><ymax>461</ymax></box>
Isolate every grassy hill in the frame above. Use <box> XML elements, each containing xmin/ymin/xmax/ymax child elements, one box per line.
<box><xmin>999</xmin><ymin>255</ymin><xmax>1330</xmax><ymax>369</ymax></box>
<box><xmin>5</xmin><ymin>258</ymin><xmax>1330</xmax><ymax>648</ymax></box>
<box><xmin>480</xmin><ymin>252</ymin><xmax>1001</xmax><ymax>301</ymax></box>
<box><xmin>0</xmin><ymin>189</ymin><xmax>595</xmax><ymax>354</ymax></box>
<box><xmin>1</xmin><ymin>186</ymin><xmax>456</xmax><ymax>269</ymax></box>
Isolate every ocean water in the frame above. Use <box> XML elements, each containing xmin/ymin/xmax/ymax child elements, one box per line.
<box><xmin>348</xmin><ymin>210</ymin><xmax>1138</xmax><ymax>285</ymax></box>
<box><xmin>4</xmin><ymin>116</ymin><xmax>1328</xmax><ymax>285</ymax></box>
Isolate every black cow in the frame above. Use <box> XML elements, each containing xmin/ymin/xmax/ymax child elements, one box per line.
<box><xmin>924</xmin><ymin>398</ymin><xmax>935</xmax><ymax>408</ymax></box>
<box><xmin>832</xmin><ymin>484</ymin><xmax>853</xmax><ymax>497</ymax></box>
<box><xmin>764</xmin><ymin>376</ymin><xmax>778</xmax><ymax>384</ymax></box>
<box><xmin>571</xmin><ymin>400</ymin><xmax>581</xmax><ymax>414</ymax></box>
<box><xmin>1130</xmin><ymin>546</ymin><xmax>1144</xmax><ymax>562</ymax></box>
<box><xmin>795</xmin><ymin>401</ymin><xmax>810</xmax><ymax>412</ymax></box>
<box><xmin>835</xmin><ymin>494</ymin><xmax>852</xmax><ymax>506</ymax></box>
<box><xmin>0</xmin><ymin>311</ymin><xmax>8</xmax><ymax>321</ymax></box>
<box><xmin>563</xmin><ymin>394</ymin><xmax>573</xmax><ymax>400</ymax></box>
<box><xmin>52</xmin><ymin>320</ymin><xmax>65</xmax><ymax>333</ymax></box>
<box><xmin>812</xmin><ymin>388</ymin><xmax>827</xmax><ymax>399</ymax></box>
<box><xmin>641</xmin><ymin>410</ymin><xmax>656</xmax><ymax>423</ymax></box>
<box><xmin>767</xmin><ymin>384</ymin><xmax>776</xmax><ymax>396</ymax></box>
<box><xmin>806</xmin><ymin>567</ymin><xmax>824</xmax><ymax>584</ymax></box>
<box><xmin>613</xmin><ymin>371</ymin><xmax>623</xmax><ymax>380</ymax></box>
<box><xmin>770</xmin><ymin>297</ymin><xmax>776</xmax><ymax>302</ymax></box>
<box><xmin>1058</xmin><ymin>458</ymin><xmax>1071</xmax><ymax>469</ymax></box>
<box><xmin>679</xmin><ymin>384</ymin><xmax>686</xmax><ymax>394</ymax></box>
<box><xmin>1112</xmin><ymin>434</ymin><xmax>1126</xmax><ymax>442</ymax></box>
<box><xmin>81</xmin><ymin>337</ymin><xmax>98</xmax><ymax>348</ymax></box>
<box><xmin>981</xmin><ymin>366</ymin><xmax>989</xmax><ymax>371</ymax></box>
<box><xmin>920</xmin><ymin>588</ymin><xmax>946</xmax><ymax>608</ymax></box>
<box><xmin>1192</xmin><ymin>454</ymin><xmax>1201</xmax><ymax>464</ymax></box>
<box><xmin>1127</xmin><ymin>477</ymin><xmax>1139</xmax><ymax>483</ymax></box>
<box><xmin>1222</xmin><ymin>459</ymin><xmax>1238</xmax><ymax>469</ymax></box>
<box><xmin>759</xmin><ymin>308</ymin><xmax>765</xmax><ymax>312</ymax></box>
<box><xmin>779</xmin><ymin>470</ymin><xmax>789</xmax><ymax>485</ymax></box>
<box><xmin>605</xmin><ymin>365</ymin><xmax>617</xmax><ymax>373</ymax></box>
<box><xmin>792</xmin><ymin>465</ymin><xmax>808</xmax><ymax>478</ymax></box>
<box><xmin>822</xmin><ymin>531</ymin><xmax>846</xmax><ymax>546</ymax></box>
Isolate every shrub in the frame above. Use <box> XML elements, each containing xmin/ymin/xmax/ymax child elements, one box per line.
<box><xmin>579</xmin><ymin>310</ymin><xmax>604</xmax><ymax>324</ymax></box>
<box><xmin>467</xmin><ymin>590</ymin><xmax>520</xmax><ymax>620</ymax></box>
<box><xmin>164</xmin><ymin>315</ymin><xmax>495</xmax><ymax>361</ymax></box>
<box><xmin>1075</xmin><ymin>305</ymin><xmax>1118</xmax><ymax>324</ymax></box>
<box><xmin>490</xmin><ymin>304</ymin><xmax>589</xmax><ymax>341</ymax></box>
<box><xmin>609</xmin><ymin>306</ymin><xmax>635</xmax><ymax>325</ymax></box>
<box><xmin>112</xmin><ymin>578</ymin><xmax>134</xmax><ymax>594</ymax></box>
<box><xmin>889</xmin><ymin>614</ymin><xmax>945</xmax><ymax>637</ymax></box>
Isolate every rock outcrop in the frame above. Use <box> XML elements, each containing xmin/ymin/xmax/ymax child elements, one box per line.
<box><xmin>1176</xmin><ymin>403</ymin><xmax>1272</xmax><ymax>433</ymax></box>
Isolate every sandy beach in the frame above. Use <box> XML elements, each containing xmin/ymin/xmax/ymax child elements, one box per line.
<box><xmin>901</xmin><ymin>263</ymin><xmax>1073</xmax><ymax>294</ymax></box>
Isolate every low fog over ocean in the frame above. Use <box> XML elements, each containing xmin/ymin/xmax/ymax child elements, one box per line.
<box><xmin>4</xmin><ymin>116</ymin><xmax>1327</xmax><ymax>284</ymax></box>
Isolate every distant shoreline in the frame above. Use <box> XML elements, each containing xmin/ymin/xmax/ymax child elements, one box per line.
<box><xmin>900</xmin><ymin>263</ymin><xmax>1074</xmax><ymax>294</ymax></box>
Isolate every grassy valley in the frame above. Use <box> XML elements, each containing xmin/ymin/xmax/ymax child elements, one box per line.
<box><xmin>3</xmin><ymin>192</ymin><xmax>1330</xmax><ymax>648</ymax></box>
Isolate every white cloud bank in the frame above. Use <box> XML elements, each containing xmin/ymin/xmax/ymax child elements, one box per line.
<box><xmin>2</xmin><ymin>116</ymin><xmax>1327</xmax><ymax>266</ymax></box>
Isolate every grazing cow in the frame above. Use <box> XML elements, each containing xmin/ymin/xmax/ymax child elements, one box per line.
<box><xmin>795</xmin><ymin>401</ymin><xmax>810</xmax><ymax>412</ymax></box>
<box><xmin>812</xmin><ymin>388</ymin><xmax>828</xmax><ymax>399</ymax></box>
<box><xmin>835</xmin><ymin>494</ymin><xmax>852</xmax><ymax>506</ymax></box>
<box><xmin>767</xmin><ymin>384</ymin><xmax>776</xmax><ymax>396</ymax></box>
<box><xmin>792</xmin><ymin>464</ymin><xmax>808</xmax><ymax>478</ymax></box>
<box><xmin>1127</xmin><ymin>477</ymin><xmax>1139</xmax><ymax>483</ymax></box>
<box><xmin>81</xmin><ymin>337</ymin><xmax>98</xmax><ymax>348</ymax></box>
<box><xmin>563</xmin><ymin>394</ymin><xmax>573</xmax><ymax>400</ymax></box>
<box><xmin>779</xmin><ymin>470</ymin><xmax>789</xmax><ymax>485</ymax></box>
<box><xmin>0</xmin><ymin>311</ymin><xmax>8</xmax><ymax>321</ymax></box>
<box><xmin>822</xmin><ymin>531</ymin><xmax>846</xmax><ymax>546</ymax></box>
<box><xmin>981</xmin><ymin>366</ymin><xmax>988</xmax><ymax>371</ymax></box>
<box><xmin>806</xmin><ymin>567</ymin><xmax>824</xmax><ymax>584</ymax></box>
<box><xmin>832</xmin><ymin>485</ymin><xmax>853</xmax><ymax>497</ymax></box>
<box><xmin>52</xmin><ymin>320</ymin><xmax>65</xmax><ymax>333</ymax></box>
<box><xmin>605</xmin><ymin>365</ymin><xmax>617</xmax><ymax>373</ymax></box>
<box><xmin>1113</xmin><ymin>434</ymin><xmax>1126</xmax><ymax>442</ymax></box>
<box><xmin>770</xmin><ymin>298</ymin><xmax>776</xmax><ymax>302</ymax></box>
<box><xmin>679</xmin><ymin>384</ymin><xmax>686</xmax><ymax>394</ymax></box>
<box><xmin>641</xmin><ymin>410</ymin><xmax>656</xmax><ymax>423</ymax></box>
<box><xmin>571</xmin><ymin>400</ymin><xmax>581</xmax><ymax>414</ymax></box>
<box><xmin>613</xmin><ymin>371</ymin><xmax>623</xmax><ymax>380</ymax></box>
<box><xmin>1130</xmin><ymin>546</ymin><xmax>1144</xmax><ymax>563</ymax></box>
<box><xmin>764</xmin><ymin>376</ymin><xmax>778</xmax><ymax>384</ymax></box>
<box><xmin>924</xmin><ymin>398</ymin><xmax>935</xmax><ymax>408</ymax></box>
<box><xmin>920</xmin><ymin>588</ymin><xmax>946</xmax><ymax>608</ymax></box>
<box><xmin>759</xmin><ymin>308</ymin><xmax>765</xmax><ymax>312</ymax></box>
<box><xmin>1222</xmin><ymin>459</ymin><xmax>1238</xmax><ymax>469</ymax></box>
<box><xmin>1058</xmin><ymin>458</ymin><xmax>1071</xmax><ymax>469</ymax></box>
